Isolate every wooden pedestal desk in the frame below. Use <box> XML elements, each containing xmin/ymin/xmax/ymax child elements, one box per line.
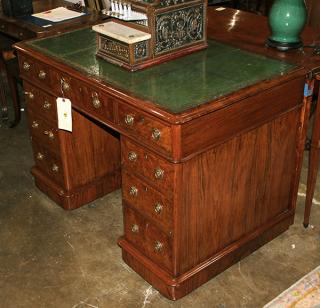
<box><xmin>14</xmin><ymin>7</ymin><xmax>320</xmax><ymax>300</ymax></box>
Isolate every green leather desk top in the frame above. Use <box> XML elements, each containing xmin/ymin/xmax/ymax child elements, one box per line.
<box><xmin>26</xmin><ymin>27</ymin><xmax>296</xmax><ymax>113</ymax></box>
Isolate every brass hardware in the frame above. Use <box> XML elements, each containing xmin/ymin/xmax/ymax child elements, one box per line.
<box><xmin>154</xmin><ymin>202</ymin><xmax>163</xmax><ymax>214</ymax></box>
<box><xmin>124</xmin><ymin>114</ymin><xmax>134</xmax><ymax>126</ymax></box>
<box><xmin>152</xmin><ymin>128</ymin><xmax>161</xmax><ymax>141</ymax></box>
<box><xmin>18</xmin><ymin>32</ymin><xmax>23</xmax><ymax>37</ymax></box>
<box><xmin>52</xmin><ymin>164</ymin><xmax>59</xmax><ymax>173</ymax></box>
<box><xmin>36</xmin><ymin>152</ymin><xmax>44</xmax><ymax>160</ymax></box>
<box><xmin>61</xmin><ymin>78</ymin><xmax>70</xmax><ymax>92</ymax></box>
<box><xmin>43</xmin><ymin>101</ymin><xmax>51</xmax><ymax>109</ymax></box>
<box><xmin>31</xmin><ymin>121</ymin><xmax>39</xmax><ymax>129</ymax></box>
<box><xmin>129</xmin><ymin>186</ymin><xmax>138</xmax><ymax>197</ymax></box>
<box><xmin>154</xmin><ymin>241</ymin><xmax>163</xmax><ymax>252</ymax></box>
<box><xmin>24</xmin><ymin>91</ymin><xmax>34</xmax><ymax>99</ymax></box>
<box><xmin>154</xmin><ymin>168</ymin><xmax>164</xmax><ymax>179</ymax></box>
<box><xmin>128</xmin><ymin>151</ymin><xmax>137</xmax><ymax>162</ymax></box>
<box><xmin>23</xmin><ymin>62</ymin><xmax>30</xmax><ymax>71</ymax></box>
<box><xmin>0</xmin><ymin>25</ymin><xmax>5</xmax><ymax>30</ymax></box>
<box><xmin>92</xmin><ymin>96</ymin><xmax>101</xmax><ymax>109</ymax></box>
<box><xmin>131</xmin><ymin>224</ymin><xmax>139</xmax><ymax>233</ymax></box>
<box><xmin>44</xmin><ymin>130</ymin><xmax>54</xmax><ymax>140</ymax></box>
<box><xmin>38</xmin><ymin>70</ymin><xmax>46</xmax><ymax>80</ymax></box>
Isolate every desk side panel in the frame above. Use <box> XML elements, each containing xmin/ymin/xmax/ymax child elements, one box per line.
<box><xmin>177</xmin><ymin>108</ymin><xmax>300</xmax><ymax>274</ymax></box>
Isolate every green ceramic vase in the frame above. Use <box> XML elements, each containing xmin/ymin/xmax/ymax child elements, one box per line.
<box><xmin>267</xmin><ymin>0</ymin><xmax>307</xmax><ymax>51</ymax></box>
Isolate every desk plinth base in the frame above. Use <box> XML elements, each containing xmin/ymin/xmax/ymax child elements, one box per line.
<box><xmin>118</xmin><ymin>214</ymin><xmax>293</xmax><ymax>300</ymax></box>
<box><xmin>31</xmin><ymin>167</ymin><xmax>121</xmax><ymax>210</ymax></box>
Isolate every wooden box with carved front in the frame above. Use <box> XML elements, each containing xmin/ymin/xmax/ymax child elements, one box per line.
<box><xmin>92</xmin><ymin>0</ymin><xmax>207</xmax><ymax>71</ymax></box>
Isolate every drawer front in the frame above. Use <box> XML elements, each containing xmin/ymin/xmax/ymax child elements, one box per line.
<box><xmin>51</xmin><ymin>70</ymin><xmax>81</xmax><ymax>102</ymax></box>
<box><xmin>24</xmin><ymin>82</ymin><xmax>57</xmax><ymax>124</ymax></box>
<box><xmin>19</xmin><ymin>54</ymin><xmax>52</xmax><ymax>88</ymax></box>
<box><xmin>19</xmin><ymin>53</ymin><xmax>36</xmax><ymax>80</ymax></box>
<box><xmin>122</xmin><ymin>172</ymin><xmax>173</xmax><ymax>231</ymax></box>
<box><xmin>124</xmin><ymin>206</ymin><xmax>173</xmax><ymax>272</ymax></box>
<box><xmin>121</xmin><ymin>138</ymin><xmax>174</xmax><ymax>193</ymax></box>
<box><xmin>31</xmin><ymin>142</ymin><xmax>64</xmax><ymax>186</ymax></box>
<box><xmin>118</xmin><ymin>103</ymin><xmax>172</xmax><ymax>154</ymax></box>
<box><xmin>76</xmin><ymin>83</ymin><xmax>114</xmax><ymax>123</ymax></box>
<box><xmin>27</xmin><ymin>113</ymin><xmax>60</xmax><ymax>155</ymax></box>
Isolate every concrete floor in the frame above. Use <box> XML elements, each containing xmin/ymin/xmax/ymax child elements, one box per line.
<box><xmin>0</xmin><ymin>111</ymin><xmax>319</xmax><ymax>308</ymax></box>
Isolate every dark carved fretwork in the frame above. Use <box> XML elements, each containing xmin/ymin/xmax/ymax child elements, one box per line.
<box><xmin>134</xmin><ymin>41</ymin><xmax>148</xmax><ymax>60</ymax></box>
<box><xmin>155</xmin><ymin>5</ymin><xmax>203</xmax><ymax>54</ymax></box>
<box><xmin>100</xmin><ymin>37</ymin><xmax>129</xmax><ymax>61</ymax></box>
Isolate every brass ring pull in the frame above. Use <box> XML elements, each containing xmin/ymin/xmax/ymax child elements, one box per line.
<box><xmin>128</xmin><ymin>151</ymin><xmax>137</xmax><ymax>162</ymax></box>
<box><xmin>43</xmin><ymin>101</ymin><xmax>51</xmax><ymax>109</ymax></box>
<box><xmin>124</xmin><ymin>114</ymin><xmax>134</xmax><ymax>126</ymax></box>
<box><xmin>154</xmin><ymin>168</ymin><xmax>164</xmax><ymax>180</ymax></box>
<box><xmin>23</xmin><ymin>62</ymin><xmax>30</xmax><ymax>71</ymax></box>
<box><xmin>61</xmin><ymin>78</ymin><xmax>70</xmax><ymax>92</ymax></box>
<box><xmin>31</xmin><ymin>121</ymin><xmax>39</xmax><ymax>129</ymax></box>
<box><xmin>154</xmin><ymin>202</ymin><xmax>163</xmax><ymax>214</ymax></box>
<box><xmin>131</xmin><ymin>224</ymin><xmax>139</xmax><ymax>233</ymax></box>
<box><xmin>24</xmin><ymin>91</ymin><xmax>34</xmax><ymax>100</ymax></box>
<box><xmin>92</xmin><ymin>96</ymin><xmax>101</xmax><ymax>109</ymax></box>
<box><xmin>44</xmin><ymin>130</ymin><xmax>54</xmax><ymax>140</ymax></box>
<box><xmin>154</xmin><ymin>241</ymin><xmax>163</xmax><ymax>252</ymax></box>
<box><xmin>52</xmin><ymin>164</ymin><xmax>59</xmax><ymax>173</ymax></box>
<box><xmin>152</xmin><ymin>128</ymin><xmax>161</xmax><ymax>141</ymax></box>
<box><xmin>38</xmin><ymin>70</ymin><xmax>46</xmax><ymax>80</ymax></box>
<box><xmin>129</xmin><ymin>186</ymin><xmax>138</xmax><ymax>197</ymax></box>
<box><xmin>36</xmin><ymin>152</ymin><xmax>44</xmax><ymax>160</ymax></box>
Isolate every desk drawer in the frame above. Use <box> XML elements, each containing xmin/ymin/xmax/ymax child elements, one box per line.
<box><xmin>27</xmin><ymin>113</ymin><xmax>60</xmax><ymax>155</ymax></box>
<box><xmin>24</xmin><ymin>82</ymin><xmax>57</xmax><ymax>124</ymax></box>
<box><xmin>0</xmin><ymin>23</ymin><xmax>33</xmax><ymax>40</ymax></box>
<box><xmin>118</xmin><ymin>103</ymin><xmax>172</xmax><ymax>154</ymax></box>
<box><xmin>31</xmin><ymin>142</ymin><xmax>64</xmax><ymax>187</ymax></box>
<box><xmin>19</xmin><ymin>55</ymin><xmax>52</xmax><ymax>88</ymax></box>
<box><xmin>76</xmin><ymin>84</ymin><xmax>114</xmax><ymax>123</ymax></box>
<box><xmin>122</xmin><ymin>172</ymin><xmax>173</xmax><ymax>232</ymax></box>
<box><xmin>124</xmin><ymin>206</ymin><xmax>173</xmax><ymax>272</ymax></box>
<box><xmin>121</xmin><ymin>138</ymin><xmax>174</xmax><ymax>194</ymax></box>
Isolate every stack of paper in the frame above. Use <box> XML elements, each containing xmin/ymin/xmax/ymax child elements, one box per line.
<box><xmin>32</xmin><ymin>7</ymin><xmax>85</xmax><ymax>22</ymax></box>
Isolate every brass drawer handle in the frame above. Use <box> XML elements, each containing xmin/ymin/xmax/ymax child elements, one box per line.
<box><xmin>152</xmin><ymin>128</ymin><xmax>161</xmax><ymax>141</ymax></box>
<box><xmin>154</xmin><ymin>241</ymin><xmax>163</xmax><ymax>253</ymax></box>
<box><xmin>23</xmin><ymin>62</ymin><xmax>30</xmax><ymax>71</ymax></box>
<box><xmin>131</xmin><ymin>224</ymin><xmax>139</xmax><ymax>233</ymax></box>
<box><xmin>36</xmin><ymin>152</ymin><xmax>44</xmax><ymax>160</ymax></box>
<box><xmin>44</xmin><ymin>130</ymin><xmax>54</xmax><ymax>140</ymax></box>
<box><xmin>92</xmin><ymin>96</ymin><xmax>101</xmax><ymax>109</ymax></box>
<box><xmin>129</xmin><ymin>186</ymin><xmax>138</xmax><ymax>197</ymax></box>
<box><xmin>154</xmin><ymin>168</ymin><xmax>164</xmax><ymax>180</ymax></box>
<box><xmin>128</xmin><ymin>151</ymin><xmax>137</xmax><ymax>162</ymax></box>
<box><xmin>154</xmin><ymin>202</ymin><xmax>163</xmax><ymax>214</ymax></box>
<box><xmin>124</xmin><ymin>114</ymin><xmax>134</xmax><ymax>126</ymax></box>
<box><xmin>52</xmin><ymin>164</ymin><xmax>59</xmax><ymax>173</ymax></box>
<box><xmin>43</xmin><ymin>101</ymin><xmax>51</xmax><ymax>109</ymax></box>
<box><xmin>0</xmin><ymin>25</ymin><xmax>5</xmax><ymax>30</ymax></box>
<box><xmin>18</xmin><ymin>32</ymin><xmax>24</xmax><ymax>38</ymax></box>
<box><xmin>31</xmin><ymin>121</ymin><xmax>39</xmax><ymax>129</ymax></box>
<box><xmin>24</xmin><ymin>91</ymin><xmax>34</xmax><ymax>100</ymax></box>
<box><xmin>61</xmin><ymin>78</ymin><xmax>70</xmax><ymax>92</ymax></box>
<box><xmin>38</xmin><ymin>70</ymin><xmax>46</xmax><ymax>80</ymax></box>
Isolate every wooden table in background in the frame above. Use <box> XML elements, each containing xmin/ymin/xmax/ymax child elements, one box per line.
<box><xmin>0</xmin><ymin>0</ymin><xmax>101</xmax><ymax>126</ymax></box>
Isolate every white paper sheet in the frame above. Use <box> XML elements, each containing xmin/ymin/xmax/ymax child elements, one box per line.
<box><xmin>32</xmin><ymin>7</ymin><xmax>85</xmax><ymax>22</ymax></box>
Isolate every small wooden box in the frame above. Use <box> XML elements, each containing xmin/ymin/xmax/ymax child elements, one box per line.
<box><xmin>92</xmin><ymin>0</ymin><xmax>207</xmax><ymax>71</ymax></box>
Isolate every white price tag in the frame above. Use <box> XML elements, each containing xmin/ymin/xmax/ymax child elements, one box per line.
<box><xmin>56</xmin><ymin>97</ymin><xmax>72</xmax><ymax>132</ymax></box>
